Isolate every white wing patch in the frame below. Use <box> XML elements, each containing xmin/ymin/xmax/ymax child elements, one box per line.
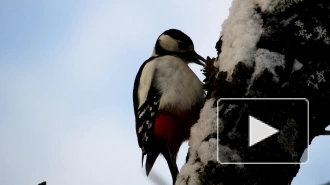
<box><xmin>138</xmin><ymin>62</ymin><xmax>156</xmax><ymax>108</ymax></box>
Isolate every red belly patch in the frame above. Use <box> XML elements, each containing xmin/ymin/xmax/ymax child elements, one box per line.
<box><xmin>153</xmin><ymin>107</ymin><xmax>202</xmax><ymax>157</ymax></box>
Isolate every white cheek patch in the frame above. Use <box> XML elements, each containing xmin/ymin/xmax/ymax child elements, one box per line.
<box><xmin>158</xmin><ymin>35</ymin><xmax>179</xmax><ymax>52</ymax></box>
<box><xmin>138</xmin><ymin>61</ymin><xmax>156</xmax><ymax>108</ymax></box>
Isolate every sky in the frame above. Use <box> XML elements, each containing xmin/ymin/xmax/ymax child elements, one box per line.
<box><xmin>0</xmin><ymin>0</ymin><xmax>329</xmax><ymax>185</ymax></box>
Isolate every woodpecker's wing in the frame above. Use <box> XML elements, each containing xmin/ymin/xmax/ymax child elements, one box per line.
<box><xmin>136</xmin><ymin>83</ymin><xmax>160</xmax><ymax>155</ymax></box>
<box><xmin>133</xmin><ymin>57</ymin><xmax>160</xmax><ymax>154</ymax></box>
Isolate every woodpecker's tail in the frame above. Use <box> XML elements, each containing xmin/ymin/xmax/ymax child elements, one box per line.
<box><xmin>162</xmin><ymin>146</ymin><xmax>179</xmax><ymax>185</ymax></box>
<box><xmin>145</xmin><ymin>150</ymin><xmax>160</xmax><ymax>176</ymax></box>
<box><xmin>141</xmin><ymin>153</ymin><xmax>144</xmax><ymax>168</ymax></box>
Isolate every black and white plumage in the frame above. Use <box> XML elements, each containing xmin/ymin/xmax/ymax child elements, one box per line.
<box><xmin>133</xmin><ymin>29</ymin><xmax>205</xmax><ymax>185</ymax></box>
<box><xmin>133</xmin><ymin>58</ymin><xmax>160</xmax><ymax>155</ymax></box>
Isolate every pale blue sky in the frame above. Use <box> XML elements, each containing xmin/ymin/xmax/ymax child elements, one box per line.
<box><xmin>0</xmin><ymin>1</ymin><xmax>329</xmax><ymax>185</ymax></box>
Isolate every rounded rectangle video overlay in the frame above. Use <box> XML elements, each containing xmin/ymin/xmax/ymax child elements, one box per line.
<box><xmin>216</xmin><ymin>98</ymin><xmax>309</xmax><ymax>165</ymax></box>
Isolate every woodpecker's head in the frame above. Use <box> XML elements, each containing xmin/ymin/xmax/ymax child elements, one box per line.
<box><xmin>152</xmin><ymin>29</ymin><xmax>206</xmax><ymax>66</ymax></box>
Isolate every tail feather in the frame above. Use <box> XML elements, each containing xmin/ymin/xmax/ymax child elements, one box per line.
<box><xmin>142</xmin><ymin>153</ymin><xmax>144</xmax><ymax>168</ymax></box>
<box><xmin>162</xmin><ymin>146</ymin><xmax>179</xmax><ymax>185</ymax></box>
<box><xmin>146</xmin><ymin>150</ymin><xmax>161</xmax><ymax>176</ymax></box>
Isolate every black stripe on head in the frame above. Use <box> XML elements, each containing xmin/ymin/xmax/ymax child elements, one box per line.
<box><xmin>154</xmin><ymin>29</ymin><xmax>194</xmax><ymax>56</ymax></box>
<box><xmin>162</xmin><ymin>29</ymin><xmax>194</xmax><ymax>48</ymax></box>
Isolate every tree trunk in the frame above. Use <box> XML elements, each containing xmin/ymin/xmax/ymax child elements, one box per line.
<box><xmin>176</xmin><ymin>0</ymin><xmax>330</xmax><ymax>184</ymax></box>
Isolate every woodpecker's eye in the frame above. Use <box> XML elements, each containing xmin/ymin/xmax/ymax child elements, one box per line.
<box><xmin>177</xmin><ymin>40</ymin><xmax>188</xmax><ymax>49</ymax></box>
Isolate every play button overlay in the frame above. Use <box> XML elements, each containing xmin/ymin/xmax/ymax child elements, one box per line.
<box><xmin>216</xmin><ymin>98</ymin><xmax>309</xmax><ymax>164</ymax></box>
<box><xmin>249</xmin><ymin>115</ymin><xmax>279</xmax><ymax>147</ymax></box>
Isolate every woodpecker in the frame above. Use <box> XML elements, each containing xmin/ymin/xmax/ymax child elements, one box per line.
<box><xmin>133</xmin><ymin>29</ymin><xmax>205</xmax><ymax>184</ymax></box>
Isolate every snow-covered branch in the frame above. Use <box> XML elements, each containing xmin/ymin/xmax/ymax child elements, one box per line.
<box><xmin>177</xmin><ymin>0</ymin><xmax>330</xmax><ymax>184</ymax></box>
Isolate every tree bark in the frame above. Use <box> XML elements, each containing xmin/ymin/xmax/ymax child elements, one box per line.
<box><xmin>176</xmin><ymin>0</ymin><xmax>330</xmax><ymax>185</ymax></box>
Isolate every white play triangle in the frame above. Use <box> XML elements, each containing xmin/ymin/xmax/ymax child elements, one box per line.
<box><xmin>249</xmin><ymin>115</ymin><xmax>279</xmax><ymax>147</ymax></box>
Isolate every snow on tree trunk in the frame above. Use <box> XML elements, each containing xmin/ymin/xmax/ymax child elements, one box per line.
<box><xmin>176</xmin><ymin>0</ymin><xmax>330</xmax><ymax>185</ymax></box>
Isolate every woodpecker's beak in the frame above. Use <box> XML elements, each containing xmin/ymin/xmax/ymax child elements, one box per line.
<box><xmin>192</xmin><ymin>52</ymin><xmax>206</xmax><ymax>66</ymax></box>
